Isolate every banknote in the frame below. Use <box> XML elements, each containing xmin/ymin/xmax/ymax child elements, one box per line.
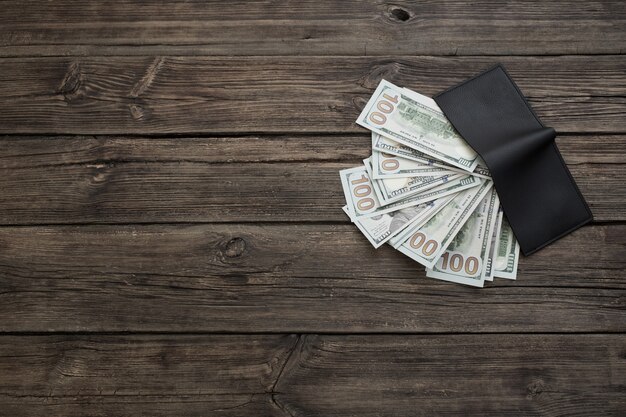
<box><xmin>372</xmin><ymin>133</ymin><xmax>453</xmax><ymax>168</ymax></box>
<box><xmin>371</xmin><ymin>170</ymin><xmax>462</xmax><ymax>206</ymax></box>
<box><xmin>372</xmin><ymin>133</ymin><xmax>491</xmax><ymax>179</ymax></box>
<box><xmin>473</xmin><ymin>164</ymin><xmax>491</xmax><ymax>179</ymax></box>
<box><xmin>340</xmin><ymin>165</ymin><xmax>481</xmax><ymax>219</ymax></box>
<box><xmin>356</xmin><ymin>80</ymin><xmax>479</xmax><ymax>171</ymax></box>
<box><xmin>483</xmin><ymin>207</ymin><xmax>504</xmax><ymax>281</ymax></box>
<box><xmin>342</xmin><ymin>194</ymin><xmax>455</xmax><ymax>248</ymax></box>
<box><xmin>396</xmin><ymin>180</ymin><xmax>494</xmax><ymax>268</ymax></box>
<box><xmin>493</xmin><ymin>216</ymin><xmax>520</xmax><ymax>279</ymax></box>
<box><xmin>340</xmin><ymin>165</ymin><xmax>385</xmax><ymax>218</ymax></box>
<box><xmin>387</xmin><ymin>179</ymin><xmax>487</xmax><ymax>249</ymax></box>
<box><xmin>387</xmin><ymin>191</ymin><xmax>465</xmax><ymax>249</ymax></box>
<box><xmin>365</xmin><ymin>157</ymin><xmax>463</xmax><ymax>205</ymax></box>
<box><xmin>425</xmin><ymin>187</ymin><xmax>500</xmax><ymax>287</ymax></box>
<box><xmin>371</xmin><ymin>149</ymin><xmax>460</xmax><ymax>179</ymax></box>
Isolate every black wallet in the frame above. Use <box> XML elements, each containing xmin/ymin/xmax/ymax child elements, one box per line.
<box><xmin>433</xmin><ymin>64</ymin><xmax>592</xmax><ymax>256</ymax></box>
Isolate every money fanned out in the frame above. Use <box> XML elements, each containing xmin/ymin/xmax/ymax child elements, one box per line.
<box><xmin>341</xmin><ymin>79</ymin><xmax>520</xmax><ymax>287</ymax></box>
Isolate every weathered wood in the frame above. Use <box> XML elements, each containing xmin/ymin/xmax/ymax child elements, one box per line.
<box><xmin>0</xmin><ymin>135</ymin><xmax>370</xmax><ymax>167</ymax></box>
<box><xmin>1</xmin><ymin>2</ymin><xmax>623</xmax><ymax>414</ymax></box>
<box><xmin>0</xmin><ymin>134</ymin><xmax>620</xmax><ymax>166</ymax></box>
<box><xmin>0</xmin><ymin>334</ymin><xmax>623</xmax><ymax>416</ymax></box>
<box><xmin>276</xmin><ymin>334</ymin><xmax>626</xmax><ymax>416</ymax></box>
<box><xmin>0</xmin><ymin>334</ymin><xmax>296</xmax><ymax>416</ymax></box>
<box><xmin>0</xmin><ymin>224</ymin><xmax>623</xmax><ymax>333</ymax></box>
<box><xmin>0</xmin><ymin>135</ymin><xmax>623</xmax><ymax>224</ymax></box>
<box><xmin>0</xmin><ymin>56</ymin><xmax>624</xmax><ymax>134</ymax></box>
<box><xmin>1</xmin><ymin>1</ymin><xmax>624</xmax><ymax>56</ymax></box>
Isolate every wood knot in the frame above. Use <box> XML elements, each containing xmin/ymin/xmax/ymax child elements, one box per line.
<box><xmin>388</xmin><ymin>6</ymin><xmax>412</xmax><ymax>22</ymax></box>
<box><xmin>58</xmin><ymin>62</ymin><xmax>83</xmax><ymax>102</ymax></box>
<box><xmin>87</xmin><ymin>163</ymin><xmax>112</xmax><ymax>184</ymax></box>
<box><xmin>358</xmin><ymin>61</ymin><xmax>401</xmax><ymax>89</ymax></box>
<box><xmin>222</xmin><ymin>237</ymin><xmax>246</xmax><ymax>258</ymax></box>
<box><xmin>352</xmin><ymin>96</ymin><xmax>368</xmax><ymax>112</ymax></box>
<box><xmin>526</xmin><ymin>379</ymin><xmax>547</xmax><ymax>399</ymax></box>
<box><xmin>128</xmin><ymin>103</ymin><xmax>146</xmax><ymax>120</ymax></box>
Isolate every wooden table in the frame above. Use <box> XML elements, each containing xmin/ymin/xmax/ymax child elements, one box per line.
<box><xmin>1</xmin><ymin>1</ymin><xmax>625</xmax><ymax>415</ymax></box>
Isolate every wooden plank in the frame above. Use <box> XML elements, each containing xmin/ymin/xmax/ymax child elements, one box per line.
<box><xmin>1</xmin><ymin>1</ymin><xmax>624</xmax><ymax>56</ymax></box>
<box><xmin>0</xmin><ymin>135</ymin><xmax>623</xmax><ymax>224</ymax></box>
<box><xmin>0</xmin><ymin>334</ymin><xmax>623</xmax><ymax>415</ymax></box>
<box><xmin>0</xmin><ymin>223</ymin><xmax>623</xmax><ymax>333</ymax></box>
<box><xmin>0</xmin><ymin>56</ymin><xmax>624</xmax><ymax>134</ymax></box>
<box><xmin>0</xmin><ymin>334</ymin><xmax>296</xmax><ymax>416</ymax></box>
<box><xmin>0</xmin><ymin>134</ymin><xmax>619</xmax><ymax>166</ymax></box>
<box><xmin>275</xmin><ymin>334</ymin><xmax>626</xmax><ymax>416</ymax></box>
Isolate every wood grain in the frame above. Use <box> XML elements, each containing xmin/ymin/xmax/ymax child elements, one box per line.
<box><xmin>0</xmin><ymin>334</ymin><xmax>623</xmax><ymax>416</ymax></box>
<box><xmin>0</xmin><ymin>56</ymin><xmax>624</xmax><ymax>134</ymax></box>
<box><xmin>1</xmin><ymin>1</ymin><xmax>624</xmax><ymax>414</ymax></box>
<box><xmin>276</xmin><ymin>334</ymin><xmax>626</xmax><ymax>416</ymax></box>
<box><xmin>0</xmin><ymin>223</ymin><xmax>623</xmax><ymax>333</ymax></box>
<box><xmin>0</xmin><ymin>334</ymin><xmax>296</xmax><ymax>416</ymax></box>
<box><xmin>1</xmin><ymin>1</ymin><xmax>624</xmax><ymax>56</ymax></box>
<box><xmin>0</xmin><ymin>135</ymin><xmax>623</xmax><ymax>224</ymax></box>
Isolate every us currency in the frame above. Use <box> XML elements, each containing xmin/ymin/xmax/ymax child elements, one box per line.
<box><xmin>340</xmin><ymin>165</ymin><xmax>480</xmax><ymax>219</ymax></box>
<box><xmin>473</xmin><ymin>164</ymin><xmax>491</xmax><ymax>179</ymax></box>
<box><xmin>372</xmin><ymin>133</ymin><xmax>454</xmax><ymax>168</ymax></box>
<box><xmin>493</xmin><ymin>215</ymin><xmax>520</xmax><ymax>279</ymax></box>
<box><xmin>364</xmin><ymin>157</ymin><xmax>463</xmax><ymax>205</ymax></box>
<box><xmin>425</xmin><ymin>188</ymin><xmax>500</xmax><ymax>287</ymax></box>
<box><xmin>388</xmin><ymin>190</ymin><xmax>461</xmax><ymax>248</ymax></box>
<box><xmin>388</xmin><ymin>179</ymin><xmax>488</xmax><ymax>249</ymax></box>
<box><xmin>372</xmin><ymin>133</ymin><xmax>491</xmax><ymax>179</ymax></box>
<box><xmin>356</xmin><ymin>80</ymin><xmax>480</xmax><ymax>172</ymax></box>
<box><xmin>372</xmin><ymin>170</ymin><xmax>463</xmax><ymax>206</ymax></box>
<box><xmin>483</xmin><ymin>207</ymin><xmax>504</xmax><ymax>281</ymax></box>
<box><xmin>396</xmin><ymin>180</ymin><xmax>494</xmax><ymax>268</ymax></box>
<box><xmin>371</xmin><ymin>149</ymin><xmax>461</xmax><ymax>179</ymax></box>
<box><xmin>342</xmin><ymin>194</ymin><xmax>455</xmax><ymax>248</ymax></box>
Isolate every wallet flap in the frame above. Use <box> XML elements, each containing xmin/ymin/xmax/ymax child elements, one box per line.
<box><xmin>433</xmin><ymin>64</ymin><xmax>592</xmax><ymax>255</ymax></box>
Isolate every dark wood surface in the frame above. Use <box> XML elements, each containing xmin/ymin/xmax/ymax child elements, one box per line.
<box><xmin>0</xmin><ymin>1</ymin><xmax>624</xmax><ymax>415</ymax></box>
<box><xmin>0</xmin><ymin>56</ymin><xmax>625</xmax><ymax>134</ymax></box>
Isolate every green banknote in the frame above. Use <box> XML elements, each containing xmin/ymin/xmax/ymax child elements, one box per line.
<box><xmin>426</xmin><ymin>188</ymin><xmax>500</xmax><ymax>287</ymax></box>
<box><xmin>396</xmin><ymin>180</ymin><xmax>493</xmax><ymax>268</ymax></box>
<box><xmin>357</xmin><ymin>80</ymin><xmax>479</xmax><ymax>171</ymax></box>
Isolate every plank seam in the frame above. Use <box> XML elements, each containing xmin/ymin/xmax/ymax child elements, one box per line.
<box><xmin>0</xmin><ymin>331</ymin><xmax>623</xmax><ymax>336</ymax></box>
<box><xmin>0</xmin><ymin>53</ymin><xmax>625</xmax><ymax>59</ymax></box>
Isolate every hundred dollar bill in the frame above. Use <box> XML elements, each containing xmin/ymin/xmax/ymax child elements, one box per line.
<box><xmin>371</xmin><ymin>149</ymin><xmax>460</xmax><ymax>179</ymax></box>
<box><xmin>340</xmin><ymin>165</ymin><xmax>480</xmax><ymax>219</ymax></box>
<box><xmin>474</xmin><ymin>164</ymin><xmax>491</xmax><ymax>179</ymax></box>
<box><xmin>387</xmin><ymin>178</ymin><xmax>487</xmax><ymax>249</ymax></box>
<box><xmin>493</xmin><ymin>215</ymin><xmax>520</xmax><ymax>279</ymax></box>
<box><xmin>372</xmin><ymin>133</ymin><xmax>455</xmax><ymax>168</ymax></box>
<box><xmin>357</xmin><ymin>80</ymin><xmax>479</xmax><ymax>172</ymax></box>
<box><xmin>372</xmin><ymin>133</ymin><xmax>491</xmax><ymax>179</ymax></box>
<box><xmin>483</xmin><ymin>206</ymin><xmax>504</xmax><ymax>281</ymax></box>
<box><xmin>342</xmin><ymin>194</ymin><xmax>455</xmax><ymax>248</ymax></box>
<box><xmin>372</xmin><ymin>170</ymin><xmax>462</xmax><ymax>206</ymax></box>
<box><xmin>396</xmin><ymin>180</ymin><xmax>494</xmax><ymax>268</ymax></box>
<box><xmin>340</xmin><ymin>165</ymin><xmax>385</xmax><ymax>218</ymax></box>
<box><xmin>364</xmin><ymin>157</ymin><xmax>462</xmax><ymax>205</ymax></box>
<box><xmin>425</xmin><ymin>188</ymin><xmax>500</xmax><ymax>287</ymax></box>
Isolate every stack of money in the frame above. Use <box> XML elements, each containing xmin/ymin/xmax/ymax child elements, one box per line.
<box><xmin>340</xmin><ymin>80</ymin><xmax>519</xmax><ymax>287</ymax></box>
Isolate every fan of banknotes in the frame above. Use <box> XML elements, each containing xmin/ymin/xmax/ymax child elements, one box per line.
<box><xmin>340</xmin><ymin>80</ymin><xmax>520</xmax><ymax>287</ymax></box>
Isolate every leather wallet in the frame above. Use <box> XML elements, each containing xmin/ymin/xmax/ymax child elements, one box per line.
<box><xmin>433</xmin><ymin>64</ymin><xmax>592</xmax><ymax>255</ymax></box>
